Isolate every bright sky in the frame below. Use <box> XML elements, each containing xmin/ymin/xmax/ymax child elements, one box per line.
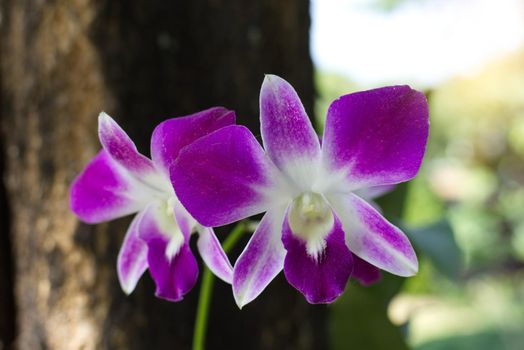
<box><xmin>311</xmin><ymin>0</ymin><xmax>524</xmax><ymax>88</ymax></box>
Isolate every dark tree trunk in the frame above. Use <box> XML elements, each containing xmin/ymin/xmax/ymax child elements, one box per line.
<box><xmin>0</xmin><ymin>1</ymin><xmax>324</xmax><ymax>349</ymax></box>
<box><xmin>0</xmin><ymin>107</ymin><xmax>15</xmax><ymax>349</ymax></box>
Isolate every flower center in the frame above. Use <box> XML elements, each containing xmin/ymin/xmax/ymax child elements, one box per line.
<box><xmin>288</xmin><ymin>192</ymin><xmax>334</xmax><ymax>258</ymax></box>
<box><xmin>165</xmin><ymin>196</ymin><xmax>177</xmax><ymax>217</ymax></box>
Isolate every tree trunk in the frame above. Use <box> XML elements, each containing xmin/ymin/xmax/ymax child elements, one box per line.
<box><xmin>0</xmin><ymin>1</ymin><xmax>324</xmax><ymax>349</ymax></box>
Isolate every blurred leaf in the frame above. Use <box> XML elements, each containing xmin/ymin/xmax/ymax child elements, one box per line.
<box><xmin>402</xmin><ymin>259</ymin><xmax>435</xmax><ymax>294</ymax></box>
<box><xmin>415</xmin><ymin>329</ymin><xmax>524</xmax><ymax>350</ymax></box>
<box><xmin>375</xmin><ymin>182</ymin><xmax>409</xmax><ymax>218</ymax></box>
<box><xmin>403</xmin><ymin>220</ymin><xmax>463</xmax><ymax>280</ymax></box>
<box><xmin>366</xmin><ymin>271</ymin><xmax>405</xmax><ymax>304</ymax></box>
<box><xmin>330</xmin><ymin>275</ymin><xmax>409</xmax><ymax>350</ymax></box>
<box><xmin>402</xmin><ymin>175</ymin><xmax>445</xmax><ymax>226</ymax></box>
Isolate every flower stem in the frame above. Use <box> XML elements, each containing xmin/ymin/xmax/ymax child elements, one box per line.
<box><xmin>222</xmin><ymin>221</ymin><xmax>246</xmax><ymax>254</ymax></box>
<box><xmin>192</xmin><ymin>221</ymin><xmax>246</xmax><ymax>350</ymax></box>
<box><xmin>192</xmin><ymin>266</ymin><xmax>214</xmax><ymax>350</ymax></box>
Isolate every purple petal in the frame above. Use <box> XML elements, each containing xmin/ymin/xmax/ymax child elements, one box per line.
<box><xmin>197</xmin><ymin>227</ymin><xmax>233</xmax><ymax>284</ymax></box>
<box><xmin>171</xmin><ymin>125</ymin><xmax>280</xmax><ymax>227</ymax></box>
<box><xmin>322</xmin><ymin>86</ymin><xmax>429</xmax><ymax>189</ymax></box>
<box><xmin>117</xmin><ymin>210</ymin><xmax>148</xmax><ymax>294</ymax></box>
<box><xmin>233</xmin><ymin>206</ymin><xmax>287</xmax><ymax>308</ymax></box>
<box><xmin>260</xmin><ymin>75</ymin><xmax>321</xmax><ymax>173</ymax></box>
<box><xmin>139</xmin><ymin>203</ymin><xmax>198</xmax><ymax>302</ymax></box>
<box><xmin>151</xmin><ymin>107</ymin><xmax>236</xmax><ymax>175</ymax></box>
<box><xmin>70</xmin><ymin>151</ymin><xmax>148</xmax><ymax>224</ymax></box>
<box><xmin>327</xmin><ymin>193</ymin><xmax>418</xmax><ymax>276</ymax></box>
<box><xmin>282</xmin><ymin>213</ymin><xmax>353</xmax><ymax>304</ymax></box>
<box><xmin>351</xmin><ymin>254</ymin><xmax>382</xmax><ymax>286</ymax></box>
<box><xmin>98</xmin><ymin>112</ymin><xmax>157</xmax><ymax>176</ymax></box>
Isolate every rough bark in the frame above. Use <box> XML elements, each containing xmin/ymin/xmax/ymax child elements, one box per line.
<box><xmin>0</xmin><ymin>0</ymin><xmax>324</xmax><ymax>349</ymax></box>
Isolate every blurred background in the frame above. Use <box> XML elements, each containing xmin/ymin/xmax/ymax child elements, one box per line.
<box><xmin>1</xmin><ymin>0</ymin><xmax>523</xmax><ymax>349</ymax></box>
<box><xmin>314</xmin><ymin>1</ymin><xmax>524</xmax><ymax>349</ymax></box>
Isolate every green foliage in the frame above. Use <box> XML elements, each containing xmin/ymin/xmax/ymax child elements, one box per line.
<box><xmin>330</xmin><ymin>275</ymin><xmax>408</xmax><ymax>350</ymax></box>
<box><xmin>415</xmin><ymin>329</ymin><xmax>524</xmax><ymax>350</ymax></box>
<box><xmin>375</xmin><ymin>182</ymin><xmax>409</xmax><ymax>218</ymax></box>
<box><xmin>402</xmin><ymin>175</ymin><xmax>445</xmax><ymax>226</ymax></box>
<box><xmin>403</xmin><ymin>220</ymin><xmax>463</xmax><ymax>281</ymax></box>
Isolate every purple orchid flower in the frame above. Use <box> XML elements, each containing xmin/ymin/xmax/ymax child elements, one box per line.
<box><xmin>171</xmin><ymin>75</ymin><xmax>429</xmax><ymax>307</ymax></box>
<box><xmin>70</xmin><ymin>107</ymin><xmax>235</xmax><ymax>301</ymax></box>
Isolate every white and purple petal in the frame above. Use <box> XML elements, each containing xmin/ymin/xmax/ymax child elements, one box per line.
<box><xmin>70</xmin><ymin>151</ymin><xmax>150</xmax><ymax>224</ymax></box>
<box><xmin>233</xmin><ymin>205</ymin><xmax>287</xmax><ymax>308</ymax></box>
<box><xmin>322</xmin><ymin>86</ymin><xmax>429</xmax><ymax>190</ymax></box>
<box><xmin>98</xmin><ymin>112</ymin><xmax>157</xmax><ymax>177</ymax></box>
<box><xmin>151</xmin><ymin>107</ymin><xmax>236</xmax><ymax>175</ymax></box>
<box><xmin>327</xmin><ymin>193</ymin><xmax>418</xmax><ymax>277</ymax></box>
<box><xmin>260</xmin><ymin>75</ymin><xmax>321</xmax><ymax>177</ymax></box>
<box><xmin>171</xmin><ymin>125</ymin><xmax>286</xmax><ymax>227</ymax></box>
<box><xmin>139</xmin><ymin>203</ymin><xmax>198</xmax><ymax>302</ymax></box>
<box><xmin>282</xmin><ymin>214</ymin><xmax>353</xmax><ymax>304</ymax></box>
<box><xmin>197</xmin><ymin>227</ymin><xmax>233</xmax><ymax>284</ymax></box>
<box><xmin>117</xmin><ymin>210</ymin><xmax>148</xmax><ymax>294</ymax></box>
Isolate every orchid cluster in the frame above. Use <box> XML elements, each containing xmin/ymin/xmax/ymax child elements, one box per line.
<box><xmin>70</xmin><ymin>75</ymin><xmax>429</xmax><ymax>307</ymax></box>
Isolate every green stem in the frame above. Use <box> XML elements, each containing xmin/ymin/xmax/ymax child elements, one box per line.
<box><xmin>222</xmin><ymin>221</ymin><xmax>246</xmax><ymax>253</ymax></box>
<box><xmin>192</xmin><ymin>266</ymin><xmax>214</xmax><ymax>350</ymax></box>
<box><xmin>192</xmin><ymin>221</ymin><xmax>246</xmax><ymax>350</ymax></box>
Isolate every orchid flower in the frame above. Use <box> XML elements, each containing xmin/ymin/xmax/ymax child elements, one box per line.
<box><xmin>171</xmin><ymin>75</ymin><xmax>429</xmax><ymax>307</ymax></box>
<box><xmin>70</xmin><ymin>108</ymin><xmax>235</xmax><ymax>301</ymax></box>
